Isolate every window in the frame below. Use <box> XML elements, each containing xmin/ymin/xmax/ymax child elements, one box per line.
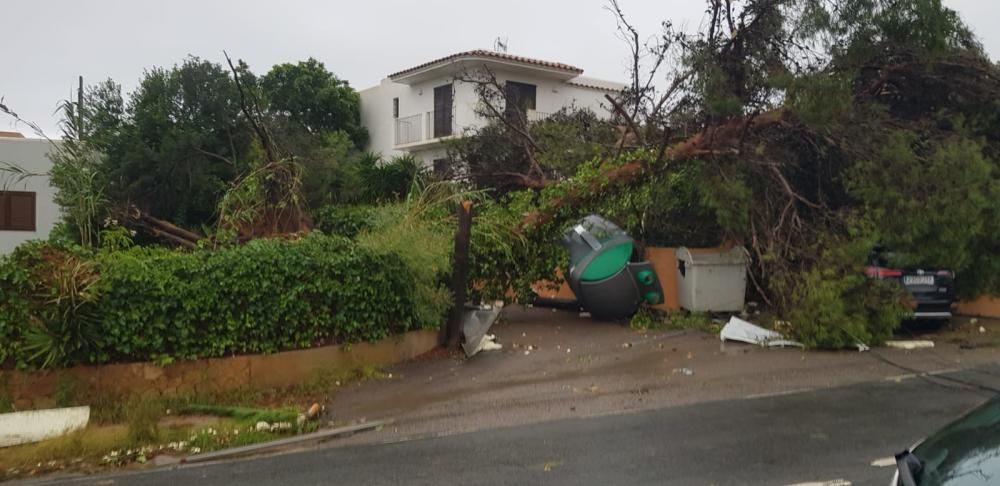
<box><xmin>393</xmin><ymin>97</ymin><xmax>399</xmax><ymax>118</ymax></box>
<box><xmin>433</xmin><ymin>158</ymin><xmax>451</xmax><ymax>177</ymax></box>
<box><xmin>504</xmin><ymin>81</ymin><xmax>537</xmax><ymax>119</ymax></box>
<box><xmin>0</xmin><ymin>191</ymin><xmax>37</xmax><ymax>231</ymax></box>
<box><xmin>433</xmin><ymin>84</ymin><xmax>453</xmax><ymax>138</ymax></box>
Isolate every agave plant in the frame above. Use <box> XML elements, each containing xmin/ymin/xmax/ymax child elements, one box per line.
<box><xmin>21</xmin><ymin>253</ymin><xmax>103</xmax><ymax>368</ymax></box>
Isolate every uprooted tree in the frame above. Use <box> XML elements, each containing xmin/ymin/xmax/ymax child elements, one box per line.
<box><xmin>470</xmin><ymin>0</ymin><xmax>1000</xmax><ymax>348</ymax></box>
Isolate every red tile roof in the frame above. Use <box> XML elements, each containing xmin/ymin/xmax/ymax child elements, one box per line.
<box><xmin>566</xmin><ymin>80</ymin><xmax>623</xmax><ymax>92</ymax></box>
<box><xmin>389</xmin><ymin>50</ymin><xmax>584</xmax><ymax>79</ymax></box>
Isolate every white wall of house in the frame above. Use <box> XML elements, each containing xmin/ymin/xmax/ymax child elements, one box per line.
<box><xmin>360</xmin><ymin>64</ymin><xmax>623</xmax><ymax>168</ymax></box>
<box><xmin>360</xmin><ymin>79</ymin><xmax>410</xmax><ymax>161</ymax></box>
<box><xmin>0</xmin><ymin>138</ymin><xmax>60</xmax><ymax>254</ymax></box>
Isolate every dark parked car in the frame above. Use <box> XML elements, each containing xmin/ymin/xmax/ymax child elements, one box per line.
<box><xmin>866</xmin><ymin>247</ymin><xmax>957</xmax><ymax>321</ymax></box>
<box><xmin>894</xmin><ymin>395</ymin><xmax>1000</xmax><ymax>485</ymax></box>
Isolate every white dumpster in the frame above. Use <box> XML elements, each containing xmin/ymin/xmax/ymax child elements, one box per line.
<box><xmin>676</xmin><ymin>246</ymin><xmax>747</xmax><ymax>312</ymax></box>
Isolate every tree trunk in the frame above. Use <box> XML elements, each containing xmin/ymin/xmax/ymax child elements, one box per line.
<box><xmin>445</xmin><ymin>200</ymin><xmax>473</xmax><ymax>349</ymax></box>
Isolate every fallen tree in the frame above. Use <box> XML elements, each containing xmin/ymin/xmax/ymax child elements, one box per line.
<box><xmin>474</xmin><ymin>0</ymin><xmax>1000</xmax><ymax>348</ymax></box>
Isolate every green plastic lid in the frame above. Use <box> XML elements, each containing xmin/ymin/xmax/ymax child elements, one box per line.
<box><xmin>580</xmin><ymin>242</ymin><xmax>633</xmax><ymax>281</ymax></box>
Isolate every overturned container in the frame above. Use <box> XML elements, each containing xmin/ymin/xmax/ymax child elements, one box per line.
<box><xmin>562</xmin><ymin>215</ymin><xmax>664</xmax><ymax>320</ymax></box>
<box><xmin>675</xmin><ymin>246</ymin><xmax>748</xmax><ymax>313</ymax></box>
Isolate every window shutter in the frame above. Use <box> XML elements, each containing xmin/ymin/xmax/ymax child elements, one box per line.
<box><xmin>5</xmin><ymin>192</ymin><xmax>36</xmax><ymax>231</ymax></box>
<box><xmin>0</xmin><ymin>193</ymin><xmax>8</xmax><ymax>228</ymax></box>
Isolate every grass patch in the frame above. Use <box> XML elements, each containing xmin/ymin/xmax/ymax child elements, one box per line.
<box><xmin>178</xmin><ymin>404</ymin><xmax>298</xmax><ymax>424</ymax></box>
<box><xmin>0</xmin><ymin>423</ymin><xmax>194</xmax><ymax>479</ymax></box>
<box><xmin>1</xmin><ymin>364</ymin><xmax>385</xmax><ymax>479</ymax></box>
<box><xmin>126</xmin><ymin>396</ymin><xmax>163</xmax><ymax>444</ymax></box>
<box><xmin>630</xmin><ymin>308</ymin><xmax>718</xmax><ymax>333</ymax></box>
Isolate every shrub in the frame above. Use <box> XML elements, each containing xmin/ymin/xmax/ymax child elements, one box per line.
<box><xmin>0</xmin><ymin>234</ymin><xmax>422</xmax><ymax>368</ymax></box>
<box><xmin>0</xmin><ymin>242</ymin><xmax>103</xmax><ymax>368</ymax></box>
<box><xmin>354</xmin><ymin>181</ymin><xmax>473</xmax><ymax>330</ymax></box>
<box><xmin>776</xmin><ymin>237</ymin><xmax>906</xmax><ymax>348</ymax></box>
<box><xmin>313</xmin><ymin>205</ymin><xmax>376</xmax><ymax>239</ymax></box>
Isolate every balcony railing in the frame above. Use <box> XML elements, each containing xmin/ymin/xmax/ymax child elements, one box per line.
<box><xmin>394</xmin><ymin>110</ymin><xmax>455</xmax><ymax>147</ymax></box>
<box><xmin>527</xmin><ymin>110</ymin><xmax>551</xmax><ymax>122</ymax></box>
<box><xmin>394</xmin><ymin>114</ymin><xmax>422</xmax><ymax>145</ymax></box>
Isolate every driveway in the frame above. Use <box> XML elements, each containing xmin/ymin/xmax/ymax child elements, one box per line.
<box><xmin>326</xmin><ymin>306</ymin><xmax>1000</xmax><ymax>445</ymax></box>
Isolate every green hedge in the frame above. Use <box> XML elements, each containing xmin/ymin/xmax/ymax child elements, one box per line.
<box><xmin>313</xmin><ymin>205</ymin><xmax>376</xmax><ymax>239</ymax></box>
<box><xmin>0</xmin><ymin>234</ymin><xmax>425</xmax><ymax>369</ymax></box>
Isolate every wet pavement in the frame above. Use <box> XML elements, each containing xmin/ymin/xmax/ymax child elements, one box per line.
<box><xmin>26</xmin><ymin>306</ymin><xmax>1000</xmax><ymax>485</ymax></box>
<box><xmin>42</xmin><ymin>366</ymin><xmax>1000</xmax><ymax>485</ymax></box>
<box><xmin>324</xmin><ymin>306</ymin><xmax>1000</xmax><ymax>446</ymax></box>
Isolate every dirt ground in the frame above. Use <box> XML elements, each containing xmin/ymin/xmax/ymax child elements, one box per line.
<box><xmin>326</xmin><ymin>306</ymin><xmax>1000</xmax><ymax>446</ymax></box>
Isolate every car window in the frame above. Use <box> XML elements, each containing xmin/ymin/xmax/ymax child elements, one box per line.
<box><xmin>912</xmin><ymin>397</ymin><xmax>1000</xmax><ymax>485</ymax></box>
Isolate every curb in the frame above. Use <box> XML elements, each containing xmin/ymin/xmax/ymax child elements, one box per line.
<box><xmin>181</xmin><ymin>420</ymin><xmax>392</xmax><ymax>464</ymax></box>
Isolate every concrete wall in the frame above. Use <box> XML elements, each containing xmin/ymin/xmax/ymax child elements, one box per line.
<box><xmin>0</xmin><ymin>329</ymin><xmax>439</xmax><ymax>410</ymax></box>
<box><xmin>0</xmin><ymin>138</ymin><xmax>60</xmax><ymax>254</ymax></box>
<box><xmin>958</xmin><ymin>297</ymin><xmax>1000</xmax><ymax>319</ymax></box>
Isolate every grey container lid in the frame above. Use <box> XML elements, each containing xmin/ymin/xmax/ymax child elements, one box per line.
<box><xmin>676</xmin><ymin>246</ymin><xmax>747</xmax><ymax>266</ymax></box>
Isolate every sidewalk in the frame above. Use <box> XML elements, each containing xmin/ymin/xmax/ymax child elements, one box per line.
<box><xmin>328</xmin><ymin>306</ymin><xmax>1000</xmax><ymax>446</ymax></box>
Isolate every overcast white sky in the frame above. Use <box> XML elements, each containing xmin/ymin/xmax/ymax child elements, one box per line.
<box><xmin>2</xmin><ymin>0</ymin><xmax>996</xmax><ymax>137</ymax></box>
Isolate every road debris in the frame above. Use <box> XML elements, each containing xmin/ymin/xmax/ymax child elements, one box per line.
<box><xmin>462</xmin><ymin>305</ymin><xmax>504</xmax><ymax>357</ymax></box>
<box><xmin>672</xmin><ymin>368</ymin><xmax>694</xmax><ymax>376</ymax></box>
<box><xmin>306</xmin><ymin>403</ymin><xmax>322</xmax><ymax>420</ymax></box>
<box><xmin>886</xmin><ymin>340</ymin><xmax>935</xmax><ymax>350</ymax></box>
<box><xmin>720</xmin><ymin>316</ymin><xmax>805</xmax><ymax>348</ymax></box>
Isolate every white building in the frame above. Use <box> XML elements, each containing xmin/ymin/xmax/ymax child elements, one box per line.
<box><xmin>359</xmin><ymin>50</ymin><xmax>624</xmax><ymax>168</ymax></box>
<box><xmin>0</xmin><ymin>133</ymin><xmax>60</xmax><ymax>254</ymax></box>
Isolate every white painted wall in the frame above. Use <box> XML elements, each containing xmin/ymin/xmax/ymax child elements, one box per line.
<box><xmin>0</xmin><ymin>406</ymin><xmax>90</xmax><ymax>447</ymax></box>
<box><xmin>360</xmin><ymin>67</ymin><xmax>623</xmax><ymax>169</ymax></box>
<box><xmin>0</xmin><ymin>138</ymin><xmax>61</xmax><ymax>254</ymax></box>
<box><xmin>360</xmin><ymin>79</ymin><xmax>409</xmax><ymax>162</ymax></box>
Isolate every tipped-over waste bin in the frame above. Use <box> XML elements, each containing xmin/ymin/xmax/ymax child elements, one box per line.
<box><xmin>561</xmin><ymin>215</ymin><xmax>664</xmax><ymax>320</ymax></box>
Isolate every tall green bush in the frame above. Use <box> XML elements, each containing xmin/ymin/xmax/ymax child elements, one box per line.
<box><xmin>0</xmin><ymin>234</ymin><xmax>422</xmax><ymax>369</ymax></box>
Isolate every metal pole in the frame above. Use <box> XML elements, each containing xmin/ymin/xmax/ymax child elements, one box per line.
<box><xmin>77</xmin><ymin>75</ymin><xmax>84</xmax><ymax>140</ymax></box>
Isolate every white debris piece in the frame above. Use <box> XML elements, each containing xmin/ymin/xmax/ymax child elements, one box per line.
<box><xmin>462</xmin><ymin>305</ymin><xmax>504</xmax><ymax>357</ymax></box>
<box><xmin>0</xmin><ymin>406</ymin><xmax>90</xmax><ymax>447</ymax></box>
<box><xmin>720</xmin><ymin>316</ymin><xmax>804</xmax><ymax>348</ymax></box>
<box><xmin>481</xmin><ymin>340</ymin><xmax>503</xmax><ymax>351</ymax></box>
<box><xmin>886</xmin><ymin>340</ymin><xmax>935</xmax><ymax>350</ymax></box>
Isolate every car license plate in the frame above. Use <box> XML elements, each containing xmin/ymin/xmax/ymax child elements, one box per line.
<box><xmin>904</xmin><ymin>275</ymin><xmax>935</xmax><ymax>286</ymax></box>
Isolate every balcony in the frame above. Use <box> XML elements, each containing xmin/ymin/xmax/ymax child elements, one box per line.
<box><xmin>394</xmin><ymin>110</ymin><xmax>456</xmax><ymax>147</ymax></box>
<box><xmin>394</xmin><ymin>114</ymin><xmax>423</xmax><ymax>145</ymax></box>
<box><xmin>527</xmin><ymin>109</ymin><xmax>551</xmax><ymax>122</ymax></box>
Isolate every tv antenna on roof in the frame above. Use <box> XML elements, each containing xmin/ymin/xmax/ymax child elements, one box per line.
<box><xmin>494</xmin><ymin>36</ymin><xmax>509</xmax><ymax>53</ymax></box>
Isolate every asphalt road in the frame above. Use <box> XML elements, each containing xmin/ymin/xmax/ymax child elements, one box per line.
<box><xmin>40</xmin><ymin>367</ymin><xmax>1000</xmax><ymax>486</ymax></box>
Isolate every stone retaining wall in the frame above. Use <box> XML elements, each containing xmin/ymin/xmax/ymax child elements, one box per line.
<box><xmin>0</xmin><ymin>329</ymin><xmax>439</xmax><ymax>410</ymax></box>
